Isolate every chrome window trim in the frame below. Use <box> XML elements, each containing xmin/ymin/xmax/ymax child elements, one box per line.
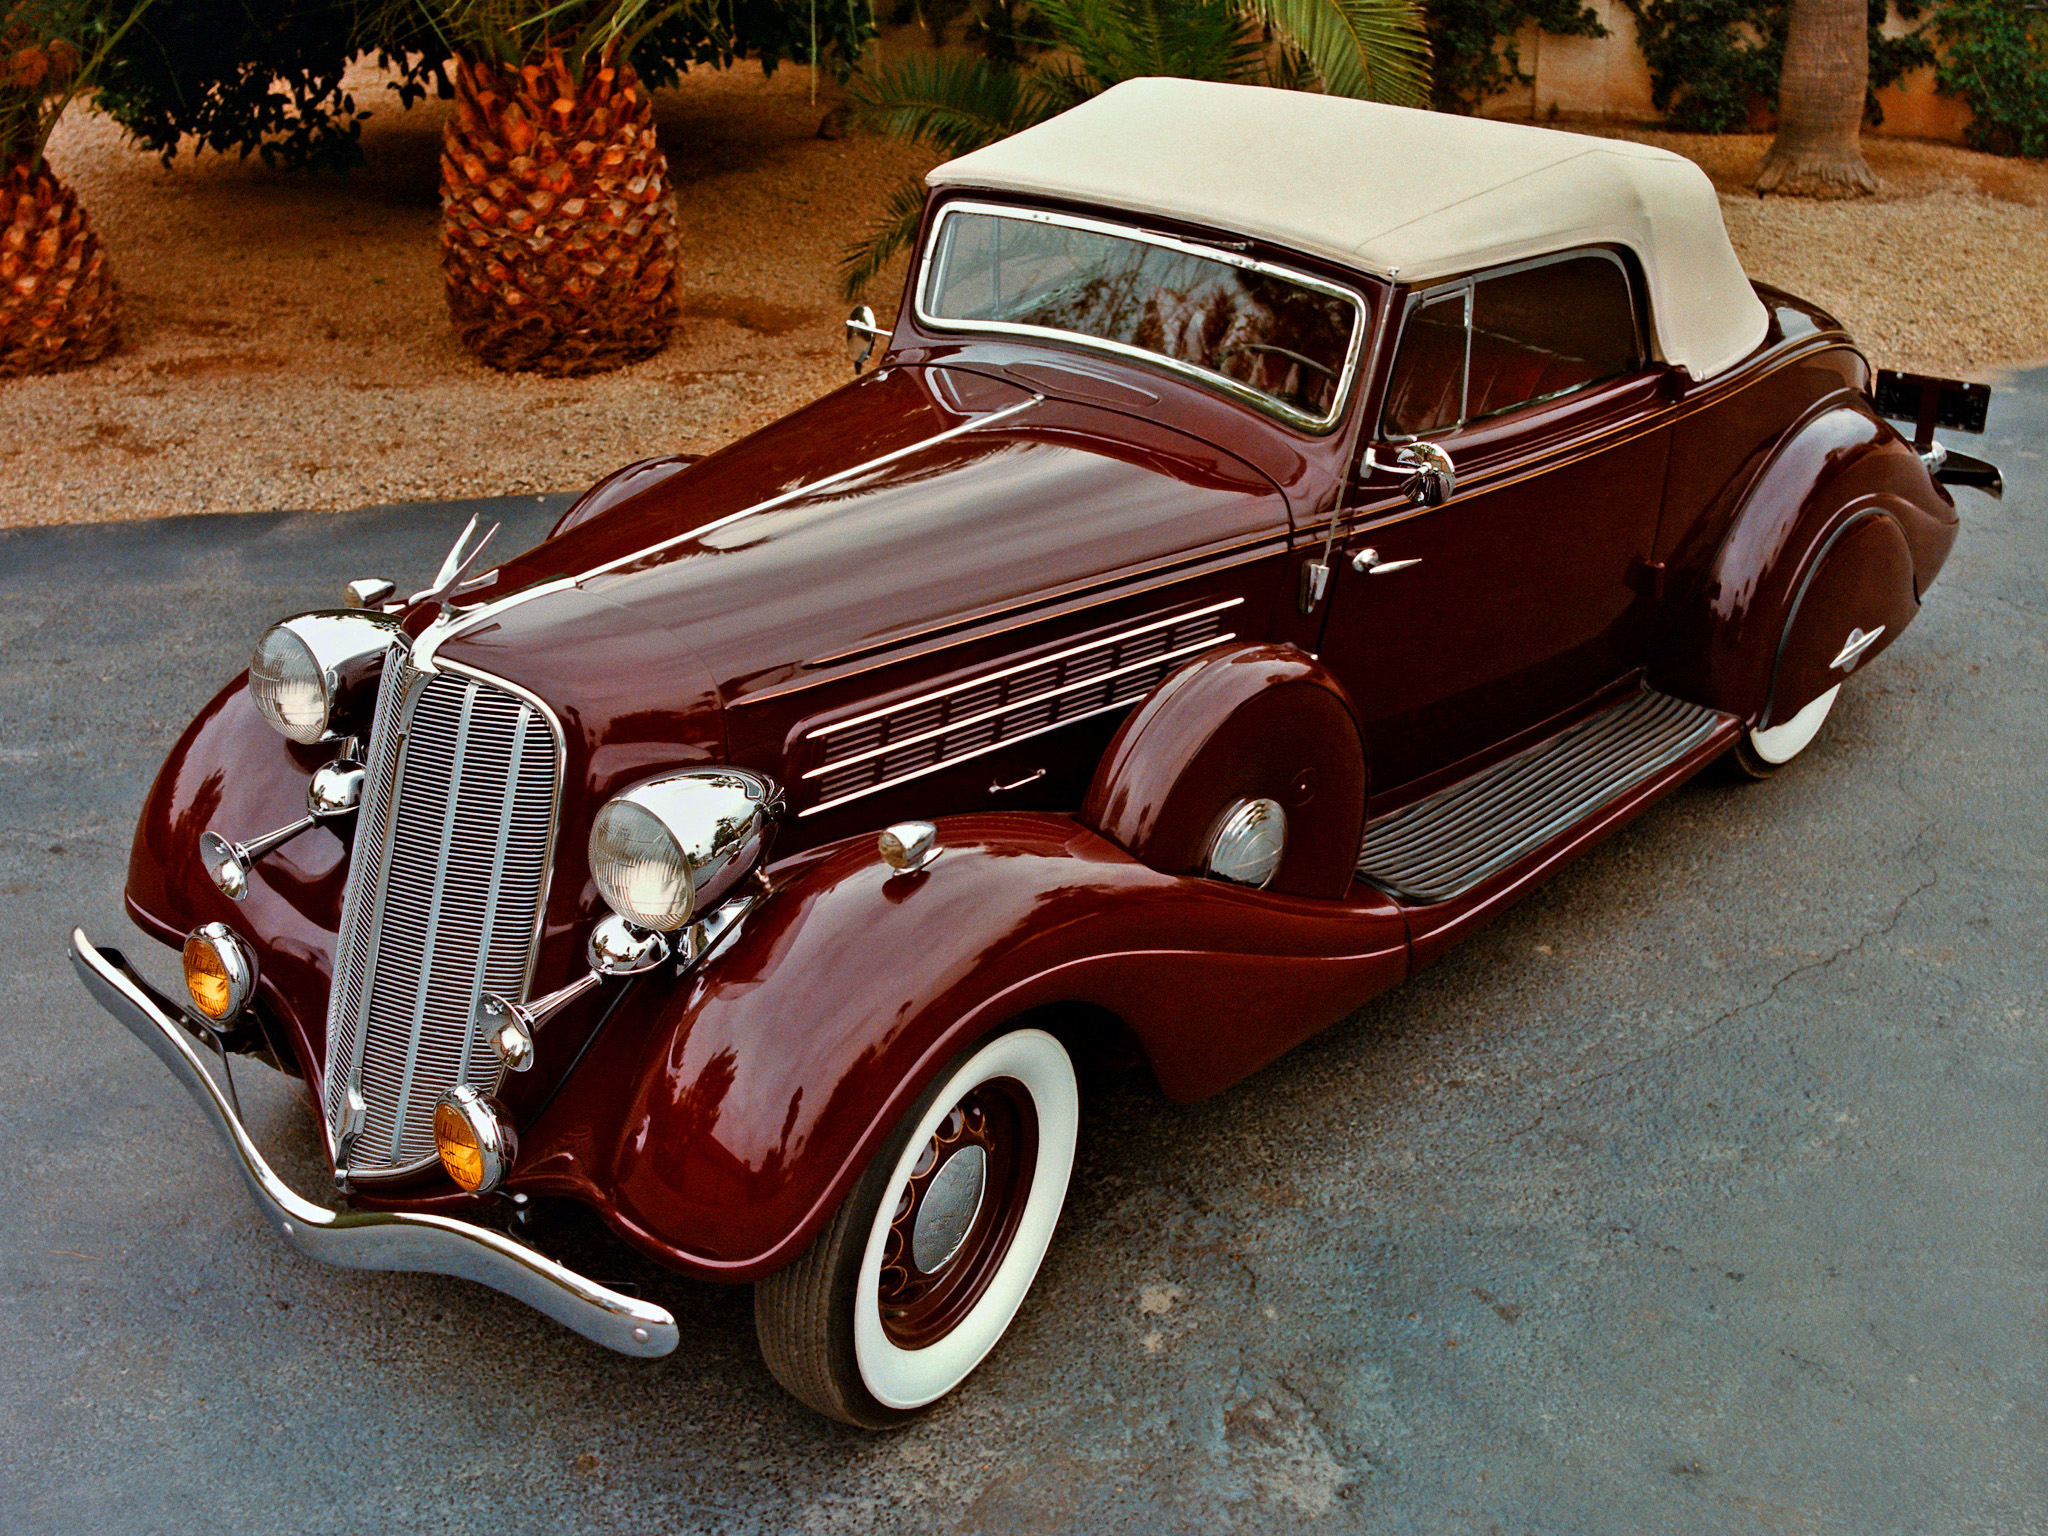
<box><xmin>1379</xmin><ymin>246</ymin><xmax>1643</xmax><ymax>445</ymax></box>
<box><xmin>798</xmin><ymin>598</ymin><xmax>1242</xmax><ymax>817</ymax></box>
<box><xmin>914</xmin><ymin>200</ymin><xmax>1369</xmax><ymax>434</ymax></box>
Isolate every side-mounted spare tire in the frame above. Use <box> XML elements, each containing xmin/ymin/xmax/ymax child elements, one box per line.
<box><xmin>1080</xmin><ymin>642</ymin><xmax>1367</xmax><ymax>899</ymax></box>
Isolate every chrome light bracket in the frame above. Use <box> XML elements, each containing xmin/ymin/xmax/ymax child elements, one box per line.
<box><xmin>344</xmin><ymin>577</ymin><xmax>397</xmax><ymax>609</ymax></box>
<box><xmin>201</xmin><ymin>755</ymin><xmax>368</xmax><ymax>900</ymax></box>
<box><xmin>471</xmin><ymin>915</ymin><xmax>674</xmax><ymax>1073</ymax></box>
<box><xmin>673</xmin><ymin>888</ymin><xmax>761</xmax><ymax>973</ymax></box>
<box><xmin>180</xmin><ymin>922</ymin><xmax>260</xmax><ymax>1121</ymax></box>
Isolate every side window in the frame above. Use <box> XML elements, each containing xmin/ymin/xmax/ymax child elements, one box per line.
<box><xmin>1379</xmin><ymin>293</ymin><xmax>1467</xmax><ymax>440</ymax></box>
<box><xmin>1467</xmin><ymin>256</ymin><xmax>1639</xmax><ymax>421</ymax></box>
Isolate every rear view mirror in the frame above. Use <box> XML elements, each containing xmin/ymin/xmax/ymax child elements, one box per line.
<box><xmin>846</xmin><ymin>306</ymin><xmax>887</xmax><ymax>375</ymax></box>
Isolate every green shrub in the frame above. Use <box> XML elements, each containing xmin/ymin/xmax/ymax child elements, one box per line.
<box><xmin>1623</xmin><ymin>0</ymin><xmax>1931</xmax><ymax>133</ymax></box>
<box><xmin>1422</xmin><ymin>0</ymin><xmax>1607</xmax><ymax>113</ymax></box>
<box><xmin>1918</xmin><ymin>0</ymin><xmax>2048</xmax><ymax>158</ymax></box>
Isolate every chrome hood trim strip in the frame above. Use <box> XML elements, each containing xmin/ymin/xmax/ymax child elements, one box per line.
<box><xmin>412</xmin><ymin>393</ymin><xmax>1046</xmax><ymax>671</ymax></box>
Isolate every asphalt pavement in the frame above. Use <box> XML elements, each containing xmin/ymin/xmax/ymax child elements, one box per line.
<box><xmin>0</xmin><ymin>377</ymin><xmax>2042</xmax><ymax>1535</ymax></box>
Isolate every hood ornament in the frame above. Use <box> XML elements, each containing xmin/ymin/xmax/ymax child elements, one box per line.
<box><xmin>410</xmin><ymin>514</ymin><xmax>501</xmax><ymax>607</ymax></box>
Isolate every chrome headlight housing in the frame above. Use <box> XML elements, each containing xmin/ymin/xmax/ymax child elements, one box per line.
<box><xmin>588</xmin><ymin>769</ymin><xmax>780</xmax><ymax>932</ymax></box>
<box><xmin>248</xmin><ymin>610</ymin><xmax>404</xmax><ymax>745</ymax></box>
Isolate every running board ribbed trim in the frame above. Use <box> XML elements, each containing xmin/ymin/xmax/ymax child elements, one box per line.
<box><xmin>1357</xmin><ymin>690</ymin><xmax>1726</xmax><ymax>905</ymax></box>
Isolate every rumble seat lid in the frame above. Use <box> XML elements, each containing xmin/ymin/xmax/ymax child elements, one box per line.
<box><xmin>926</xmin><ymin>78</ymin><xmax>1770</xmax><ymax>382</ymax></box>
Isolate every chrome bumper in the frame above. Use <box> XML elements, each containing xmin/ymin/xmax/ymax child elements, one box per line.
<box><xmin>68</xmin><ymin>928</ymin><xmax>679</xmax><ymax>1360</ymax></box>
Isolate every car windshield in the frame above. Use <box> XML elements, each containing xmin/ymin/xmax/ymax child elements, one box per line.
<box><xmin>918</xmin><ymin>204</ymin><xmax>1365</xmax><ymax>429</ymax></box>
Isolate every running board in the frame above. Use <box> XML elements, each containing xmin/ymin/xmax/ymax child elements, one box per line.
<box><xmin>1357</xmin><ymin>690</ymin><xmax>1728</xmax><ymax>905</ymax></box>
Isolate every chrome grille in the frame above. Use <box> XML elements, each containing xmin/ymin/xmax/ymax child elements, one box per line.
<box><xmin>324</xmin><ymin>655</ymin><xmax>560</xmax><ymax>1179</ymax></box>
<box><xmin>800</xmin><ymin>599</ymin><xmax>1242</xmax><ymax>816</ymax></box>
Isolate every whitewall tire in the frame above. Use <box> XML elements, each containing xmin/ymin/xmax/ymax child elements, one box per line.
<box><xmin>755</xmin><ymin>1027</ymin><xmax>1079</xmax><ymax>1426</ymax></box>
<box><xmin>1733</xmin><ymin>684</ymin><xmax>1840</xmax><ymax>778</ymax></box>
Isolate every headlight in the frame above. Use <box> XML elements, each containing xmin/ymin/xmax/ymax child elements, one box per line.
<box><xmin>247</xmin><ymin>611</ymin><xmax>403</xmax><ymax>744</ymax></box>
<box><xmin>588</xmin><ymin>769</ymin><xmax>779</xmax><ymax>931</ymax></box>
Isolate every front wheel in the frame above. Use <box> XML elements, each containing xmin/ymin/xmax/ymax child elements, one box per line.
<box><xmin>1731</xmin><ymin>683</ymin><xmax>1841</xmax><ymax>779</ymax></box>
<box><xmin>754</xmin><ymin>1028</ymin><xmax>1079</xmax><ymax>1427</ymax></box>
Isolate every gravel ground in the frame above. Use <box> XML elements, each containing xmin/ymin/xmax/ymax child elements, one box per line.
<box><xmin>2</xmin><ymin>79</ymin><xmax>2043</xmax><ymax>528</ymax></box>
<box><xmin>0</xmin><ymin>59</ymin><xmax>935</xmax><ymax>527</ymax></box>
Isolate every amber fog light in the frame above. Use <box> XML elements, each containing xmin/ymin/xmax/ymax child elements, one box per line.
<box><xmin>182</xmin><ymin>923</ymin><xmax>255</xmax><ymax>1023</ymax></box>
<box><xmin>434</xmin><ymin>1085</ymin><xmax>515</xmax><ymax>1193</ymax></box>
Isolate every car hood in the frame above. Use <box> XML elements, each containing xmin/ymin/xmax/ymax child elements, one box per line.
<box><xmin>422</xmin><ymin>363</ymin><xmax>1291</xmax><ymax>803</ymax></box>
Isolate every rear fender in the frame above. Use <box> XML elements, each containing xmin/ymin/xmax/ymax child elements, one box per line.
<box><xmin>523</xmin><ymin>814</ymin><xmax>1406</xmax><ymax>1280</ymax></box>
<box><xmin>1652</xmin><ymin>399</ymin><xmax>1953</xmax><ymax>723</ymax></box>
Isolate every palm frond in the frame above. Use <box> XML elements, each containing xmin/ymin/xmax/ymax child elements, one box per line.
<box><xmin>838</xmin><ymin>173</ymin><xmax>934</xmax><ymax>301</ymax></box>
<box><xmin>1252</xmin><ymin>0</ymin><xmax>1429</xmax><ymax>105</ymax></box>
<box><xmin>1032</xmin><ymin>0</ymin><xmax>1263</xmax><ymax>89</ymax></box>
<box><xmin>404</xmin><ymin>0</ymin><xmax>702</xmax><ymax>74</ymax></box>
<box><xmin>842</xmin><ymin>50</ymin><xmax>1057</xmax><ymax>159</ymax></box>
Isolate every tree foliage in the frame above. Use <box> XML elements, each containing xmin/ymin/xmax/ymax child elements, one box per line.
<box><xmin>838</xmin><ymin>0</ymin><xmax>1430</xmax><ymax>296</ymax></box>
<box><xmin>94</xmin><ymin>0</ymin><xmax>873</xmax><ymax>171</ymax></box>
<box><xmin>1915</xmin><ymin>0</ymin><xmax>2048</xmax><ymax>159</ymax></box>
<box><xmin>3</xmin><ymin>0</ymin><xmax>156</xmax><ymax>168</ymax></box>
<box><xmin>1623</xmin><ymin>0</ymin><xmax>1931</xmax><ymax>133</ymax></box>
<box><xmin>1421</xmin><ymin>0</ymin><xmax>1606</xmax><ymax>114</ymax></box>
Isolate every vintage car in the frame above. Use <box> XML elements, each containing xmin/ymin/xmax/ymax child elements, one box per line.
<box><xmin>72</xmin><ymin>79</ymin><xmax>2001</xmax><ymax>1426</ymax></box>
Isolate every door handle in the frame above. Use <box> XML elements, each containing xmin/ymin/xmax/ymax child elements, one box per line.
<box><xmin>989</xmin><ymin>767</ymin><xmax>1048</xmax><ymax>795</ymax></box>
<box><xmin>1351</xmin><ymin>548</ymin><xmax>1423</xmax><ymax>576</ymax></box>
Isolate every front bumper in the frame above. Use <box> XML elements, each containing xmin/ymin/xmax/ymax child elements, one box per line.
<box><xmin>68</xmin><ymin>928</ymin><xmax>679</xmax><ymax>1360</ymax></box>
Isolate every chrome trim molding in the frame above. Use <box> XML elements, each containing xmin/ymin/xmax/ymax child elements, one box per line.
<box><xmin>798</xmin><ymin>599</ymin><xmax>1243</xmax><ymax>817</ymax></box>
<box><xmin>68</xmin><ymin>929</ymin><xmax>677</xmax><ymax>1359</ymax></box>
<box><xmin>1830</xmin><ymin>625</ymin><xmax>1885</xmax><ymax>672</ymax></box>
<box><xmin>412</xmin><ymin>394</ymin><xmax>1044</xmax><ymax>668</ymax></box>
<box><xmin>914</xmin><ymin>200</ymin><xmax>1369</xmax><ymax>433</ymax></box>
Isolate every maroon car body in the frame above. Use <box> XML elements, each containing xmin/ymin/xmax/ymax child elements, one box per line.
<box><xmin>74</xmin><ymin>82</ymin><xmax>1994</xmax><ymax>1423</ymax></box>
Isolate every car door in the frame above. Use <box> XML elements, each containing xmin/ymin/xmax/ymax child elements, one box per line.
<box><xmin>1315</xmin><ymin>251</ymin><xmax>1673</xmax><ymax>804</ymax></box>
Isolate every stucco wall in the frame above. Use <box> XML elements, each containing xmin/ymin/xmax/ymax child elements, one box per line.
<box><xmin>1474</xmin><ymin>0</ymin><xmax>1971</xmax><ymax>142</ymax></box>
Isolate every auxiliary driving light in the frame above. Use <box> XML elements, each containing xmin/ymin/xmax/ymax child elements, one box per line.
<box><xmin>181</xmin><ymin>922</ymin><xmax>256</xmax><ymax>1023</ymax></box>
<box><xmin>434</xmin><ymin>1085</ymin><xmax>516</xmax><ymax>1194</ymax></box>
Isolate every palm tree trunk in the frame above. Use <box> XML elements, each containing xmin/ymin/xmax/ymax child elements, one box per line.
<box><xmin>1754</xmin><ymin>0</ymin><xmax>1879</xmax><ymax>197</ymax></box>
<box><xmin>0</xmin><ymin>152</ymin><xmax>121</xmax><ymax>377</ymax></box>
<box><xmin>440</xmin><ymin>51</ymin><xmax>680</xmax><ymax>375</ymax></box>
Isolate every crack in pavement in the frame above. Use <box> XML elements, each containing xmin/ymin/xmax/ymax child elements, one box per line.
<box><xmin>1461</xmin><ymin>845</ymin><xmax>1942</xmax><ymax>1168</ymax></box>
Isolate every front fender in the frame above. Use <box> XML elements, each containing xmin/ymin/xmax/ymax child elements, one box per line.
<box><xmin>519</xmin><ymin>814</ymin><xmax>1408</xmax><ymax>1280</ymax></box>
<box><xmin>1652</xmin><ymin>396</ymin><xmax>1957</xmax><ymax>722</ymax></box>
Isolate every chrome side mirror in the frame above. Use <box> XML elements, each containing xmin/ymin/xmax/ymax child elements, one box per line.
<box><xmin>846</xmin><ymin>305</ymin><xmax>888</xmax><ymax>375</ymax></box>
<box><xmin>1393</xmin><ymin>442</ymin><xmax>1456</xmax><ymax>507</ymax></box>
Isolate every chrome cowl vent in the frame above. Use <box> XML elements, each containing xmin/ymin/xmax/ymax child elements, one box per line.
<box><xmin>324</xmin><ymin>651</ymin><xmax>562</xmax><ymax>1182</ymax></box>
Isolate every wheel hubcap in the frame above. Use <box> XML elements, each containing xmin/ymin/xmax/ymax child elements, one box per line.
<box><xmin>911</xmin><ymin>1143</ymin><xmax>986</xmax><ymax>1272</ymax></box>
<box><xmin>877</xmin><ymin>1081</ymin><xmax>1037</xmax><ymax>1349</ymax></box>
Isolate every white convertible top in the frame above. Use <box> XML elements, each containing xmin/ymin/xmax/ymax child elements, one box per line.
<box><xmin>927</xmin><ymin>78</ymin><xmax>1770</xmax><ymax>380</ymax></box>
